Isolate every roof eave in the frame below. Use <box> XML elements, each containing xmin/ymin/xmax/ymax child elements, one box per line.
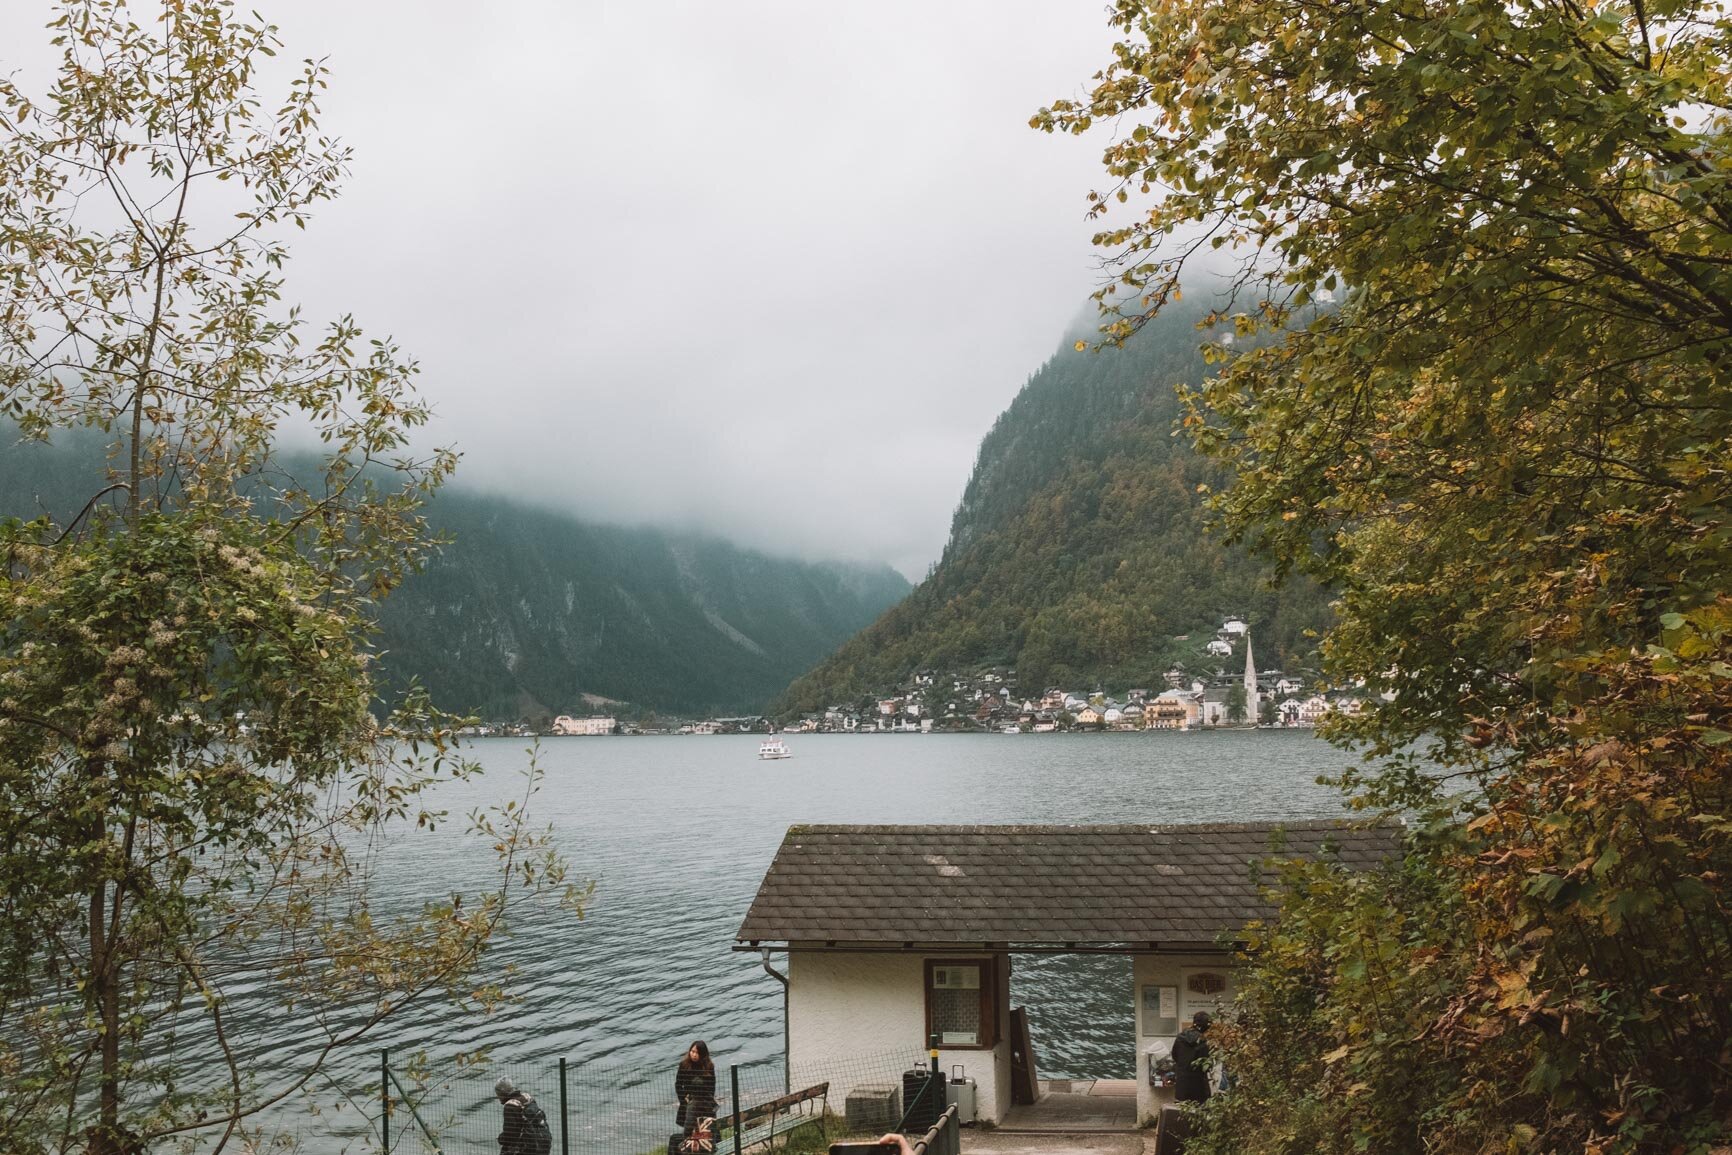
<box><xmin>733</xmin><ymin>938</ymin><xmax>1240</xmax><ymax>955</ymax></box>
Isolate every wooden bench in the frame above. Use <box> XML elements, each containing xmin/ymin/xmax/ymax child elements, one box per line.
<box><xmin>718</xmin><ymin>1082</ymin><xmax>829</xmax><ymax>1152</ymax></box>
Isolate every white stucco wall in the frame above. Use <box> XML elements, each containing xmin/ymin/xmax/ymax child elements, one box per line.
<box><xmin>786</xmin><ymin>951</ymin><xmax>1011</xmax><ymax>1126</ymax></box>
<box><xmin>987</xmin><ymin>1028</ymin><xmax>1011</xmax><ymax>1130</ymax></box>
<box><xmin>940</xmin><ymin>1038</ymin><xmax>1009</xmax><ymax>1126</ymax></box>
<box><xmin>1131</xmin><ymin>953</ymin><xmax>1236</xmax><ymax>1126</ymax></box>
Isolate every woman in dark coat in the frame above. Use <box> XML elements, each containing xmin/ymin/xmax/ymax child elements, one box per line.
<box><xmin>675</xmin><ymin>1040</ymin><xmax>718</xmax><ymax>1132</ymax></box>
<box><xmin>1171</xmin><ymin>1011</ymin><xmax>1213</xmax><ymax>1103</ymax></box>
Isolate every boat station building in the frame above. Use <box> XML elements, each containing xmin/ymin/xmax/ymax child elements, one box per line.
<box><xmin>735</xmin><ymin>821</ymin><xmax>1399</xmax><ymax>1128</ymax></box>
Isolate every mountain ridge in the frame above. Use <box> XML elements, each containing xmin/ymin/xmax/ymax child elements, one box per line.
<box><xmin>0</xmin><ymin>435</ymin><xmax>910</xmax><ymax>718</ymax></box>
<box><xmin>376</xmin><ymin>489</ymin><xmax>909</xmax><ymax>717</ymax></box>
<box><xmin>773</xmin><ymin>299</ymin><xmax>1334</xmax><ymax>715</ymax></box>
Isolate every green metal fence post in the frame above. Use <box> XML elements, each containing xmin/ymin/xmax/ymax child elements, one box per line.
<box><xmin>731</xmin><ymin>1065</ymin><xmax>742</xmax><ymax>1155</ymax></box>
<box><xmin>559</xmin><ymin>1057</ymin><xmax>570</xmax><ymax>1155</ymax></box>
<box><xmin>385</xmin><ymin>1066</ymin><xmax>443</xmax><ymax>1153</ymax></box>
<box><xmin>380</xmin><ymin>1048</ymin><xmax>389</xmax><ymax>1154</ymax></box>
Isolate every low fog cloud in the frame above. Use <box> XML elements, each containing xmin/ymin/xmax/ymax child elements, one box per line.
<box><xmin>2</xmin><ymin>1</ymin><xmax>1121</xmax><ymax>579</ymax></box>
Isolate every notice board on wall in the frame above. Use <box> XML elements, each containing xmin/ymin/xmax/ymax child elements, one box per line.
<box><xmin>1141</xmin><ymin>984</ymin><xmax>1180</xmax><ymax>1036</ymax></box>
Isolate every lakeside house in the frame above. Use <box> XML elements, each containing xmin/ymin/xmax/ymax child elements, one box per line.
<box><xmin>736</xmin><ymin>821</ymin><xmax>1400</xmax><ymax>1127</ymax></box>
<box><xmin>1147</xmin><ymin>691</ymin><xmax>1198</xmax><ymax>729</ymax></box>
<box><xmin>550</xmin><ymin>714</ymin><xmax>618</xmax><ymax>735</ymax></box>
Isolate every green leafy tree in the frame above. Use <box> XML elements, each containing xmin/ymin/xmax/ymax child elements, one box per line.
<box><xmin>0</xmin><ymin>4</ymin><xmax>576</xmax><ymax>1152</ymax></box>
<box><xmin>1225</xmin><ymin>683</ymin><xmax>1248</xmax><ymax>724</ymax></box>
<box><xmin>1040</xmin><ymin>0</ymin><xmax>1732</xmax><ymax>1150</ymax></box>
<box><xmin>0</xmin><ymin>444</ymin><xmax>911</xmax><ymax>720</ymax></box>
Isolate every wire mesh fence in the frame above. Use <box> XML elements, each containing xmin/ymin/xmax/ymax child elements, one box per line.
<box><xmin>380</xmin><ymin>1047</ymin><xmax>952</xmax><ymax>1155</ymax></box>
<box><xmin>788</xmin><ymin>1048</ymin><xmax>941</xmax><ymax>1140</ymax></box>
<box><xmin>383</xmin><ymin>1053</ymin><xmax>567</xmax><ymax>1155</ymax></box>
<box><xmin>382</xmin><ymin>1050</ymin><xmax>678</xmax><ymax>1155</ymax></box>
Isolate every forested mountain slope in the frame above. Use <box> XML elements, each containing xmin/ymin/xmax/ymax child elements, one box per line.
<box><xmin>775</xmin><ymin>300</ymin><xmax>1334</xmax><ymax>714</ymax></box>
<box><xmin>374</xmin><ymin>493</ymin><xmax>909</xmax><ymax>718</ymax></box>
<box><xmin>0</xmin><ymin>437</ymin><xmax>909</xmax><ymax>718</ymax></box>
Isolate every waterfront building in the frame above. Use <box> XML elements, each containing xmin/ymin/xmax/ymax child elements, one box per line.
<box><xmin>1199</xmin><ymin>687</ymin><xmax>1233</xmax><ymax>726</ymax></box>
<box><xmin>1145</xmin><ymin>692</ymin><xmax>1197</xmax><ymax>729</ymax></box>
<box><xmin>551</xmin><ymin>714</ymin><xmax>617</xmax><ymax>735</ymax></box>
<box><xmin>736</xmin><ymin>822</ymin><xmax>1399</xmax><ymax>1127</ymax></box>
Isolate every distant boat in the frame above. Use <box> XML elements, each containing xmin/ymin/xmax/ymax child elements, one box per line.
<box><xmin>1000</xmin><ymin>724</ymin><xmax>1022</xmax><ymax>735</ymax></box>
<box><xmin>759</xmin><ymin>738</ymin><xmax>792</xmax><ymax>759</ymax></box>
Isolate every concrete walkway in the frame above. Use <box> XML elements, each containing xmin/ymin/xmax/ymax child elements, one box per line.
<box><xmin>960</xmin><ymin>1130</ymin><xmax>1146</xmax><ymax>1155</ymax></box>
<box><xmin>961</xmin><ymin>1079</ymin><xmax>1146</xmax><ymax>1155</ymax></box>
<box><xmin>998</xmin><ymin>1080</ymin><xmax>1138</xmax><ymax>1133</ymax></box>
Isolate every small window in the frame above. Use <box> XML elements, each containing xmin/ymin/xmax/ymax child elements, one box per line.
<box><xmin>925</xmin><ymin>959</ymin><xmax>997</xmax><ymax>1048</ymax></box>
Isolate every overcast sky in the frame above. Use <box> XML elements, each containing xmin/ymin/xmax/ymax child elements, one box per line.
<box><xmin>3</xmin><ymin>1</ymin><xmax>1122</xmax><ymax>579</ymax></box>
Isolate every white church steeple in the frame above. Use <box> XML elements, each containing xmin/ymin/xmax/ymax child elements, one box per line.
<box><xmin>1243</xmin><ymin>628</ymin><xmax>1258</xmax><ymax>705</ymax></box>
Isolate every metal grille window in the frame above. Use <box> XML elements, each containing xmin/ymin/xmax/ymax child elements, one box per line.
<box><xmin>925</xmin><ymin>960</ymin><xmax>996</xmax><ymax>1048</ymax></box>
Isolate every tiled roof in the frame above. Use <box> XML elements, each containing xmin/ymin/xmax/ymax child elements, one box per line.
<box><xmin>735</xmin><ymin>821</ymin><xmax>1400</xmax><ymax>949</ymax></box>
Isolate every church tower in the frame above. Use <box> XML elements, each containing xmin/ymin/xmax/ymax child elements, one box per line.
<box><xmin>1243</xmin><ymin>629</ymin><xmax>1258</xmax><ymax>708</ymax></box>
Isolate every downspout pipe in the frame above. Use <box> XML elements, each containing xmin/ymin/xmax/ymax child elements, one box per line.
<box><xmin>762</xmin><ymin>947</ymin><xmax>790</xmax><ymax>1094</ymax></box>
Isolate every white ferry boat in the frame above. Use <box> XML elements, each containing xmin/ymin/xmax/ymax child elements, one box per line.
<box><xmin>758</xmin><ymin>737</ymin><xmax>791</xmax><ymax>760</ymax></box>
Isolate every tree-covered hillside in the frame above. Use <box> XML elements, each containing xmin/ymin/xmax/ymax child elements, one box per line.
<box><xmin>375</xmin><ymin>493</ymin><xmax>909</xmax><ymax>718</ymax></box>
<box><xmin>775</xmin><ymin>299</ymin><xmax>1333</xmax><ymax>714</ymax></box>
<box><xmin>0</xmin><ymin>436</ymin><xmax>908</xmax><ymax>718</ymax></box>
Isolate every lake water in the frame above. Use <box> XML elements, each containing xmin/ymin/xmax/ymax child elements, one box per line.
<box><xmin>255</xmin><ymin>730</ymin><xmax>1367</xmax><ymax>1151</ymax></box>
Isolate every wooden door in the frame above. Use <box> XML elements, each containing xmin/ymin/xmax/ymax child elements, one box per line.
<box><xmin>1008</xmin><ymin>1007</ymin><xmax>1040</xmax><ymax>1105</ymax></box>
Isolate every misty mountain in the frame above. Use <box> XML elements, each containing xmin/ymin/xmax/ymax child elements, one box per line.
<box><xmin>774</xmin><ymin>299</ymin><xmax>1335</xmax><ymax>714</ymax></box>
<box><xmin>375</xmin><ymin>493</ymin><xmax>910</xmax><ymax>717</ymax></box>
<box><xmin>0</xmin><ymin>438</ymin><xmax>910</xmax><ymax>718</ymax></box>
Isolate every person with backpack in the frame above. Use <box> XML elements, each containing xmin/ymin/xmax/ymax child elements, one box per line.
<box><xmin>1170</xmin><ymin>1011</ymin><xmax>1214</xmax><ymax>1103</ymax></box>
<box><xmin>494</xmin><ymin>1077</ymin><xmax>554</xmax><ymax>1155</ymax></box>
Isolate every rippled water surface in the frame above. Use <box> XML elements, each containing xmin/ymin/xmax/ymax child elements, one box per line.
<box><xmin>256</xmin><ymin>730</ymin><xmax>1367</xmax><ymax>1149</ymax></box>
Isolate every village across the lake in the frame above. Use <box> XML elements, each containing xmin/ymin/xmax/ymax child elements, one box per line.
<box><xmin>510</xmin><ymin>617</ymin><xmax>1385</xmax><ymax>738</ymax></box>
